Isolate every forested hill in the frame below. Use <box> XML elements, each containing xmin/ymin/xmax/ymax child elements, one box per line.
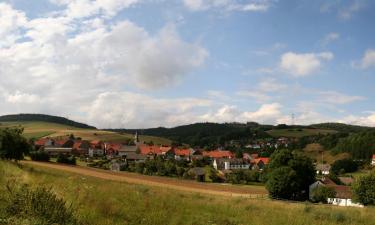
<box><xmin>310</xmin><ymin>123</ymin><xmax>375</xmax><ymax>133</ymax></box>
<box><xmin>0</xmin><ymin>114</ymin><xmax>96</xmax><ymax>129</ymax></box>
<box><xmin>109</xmin><ymin>122</ymin><xmax>274</xmax><ymax>147</ymax></box>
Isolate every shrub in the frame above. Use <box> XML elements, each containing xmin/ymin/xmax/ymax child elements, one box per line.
<box><xmin>5</xmin><ymin>184</ymin><xmax>79</xmax><ymax>225</ymax></box>
<box><xmin>310</xmin><ymin>186</ymin><xmax>336</xmax><ymax>203</ymax></box>
<box><xmin>57</xmin><ymin>154</ymin><xmax>76</xmax><ymax>165</ymax></box>
<box><xmin>330</xmin><ymin>158</ymin><xmax>358</xmax><ymax>174</ymax></box>
<box><xmin>29</xmin><ymin>151</ymin><xmax>50</xmax><ymax>162</ymax></box>
<box><xmin>352</xmin><ymin>172</ymin><xmax>375</xmax><ymax>205</ymax></box>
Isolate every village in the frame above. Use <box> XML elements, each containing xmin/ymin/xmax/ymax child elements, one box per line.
<box><xmin>32</xmin><ymin>132</ymin><xmax>375</xmax><ymax>208</ymax></box>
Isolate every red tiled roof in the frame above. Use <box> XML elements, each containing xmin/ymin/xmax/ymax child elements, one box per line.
<box><xmin>54</xmin><ymin>139</ymin><xmax>68</xmax><ymax>147</ymax></box>
<box><xmin>34</xmin><ymin>138</ymin><xmax>49</xmax><ymax>146</ymax></box>
<box><xmin>139</xmin><ymin>145</ymin><xmax>162</xmax><ymax>155</ymax></box>
<box><xmin>253</xmin><ymin>157</ymin><xmax>270</xmax><ymax>165</ymax></box>
<box><xmin>372</xmin><ymin>154</ymin><xmax>375</xmax><ymax>159</ymax></box>
<box><xmin>174</xmin><ymin>148</ymin><xmax>191</xmax><ymax>156</ymax></box>
<box><xmin>202</xmin><ymin>150</ymin><xmax>234</xmax><ymax>159</ymax></box>
<box><xmin>73</xmin><ymin>141</ymin><xmax>82</xmax><ymax>150</ymax></box>
<box><xmin>106</xmin><ymin>143</ymin><xmax>122</xmax><ymax>151</ymax></box>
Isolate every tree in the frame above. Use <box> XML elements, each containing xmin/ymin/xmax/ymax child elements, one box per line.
<box><xmin>352</xmin><ymin>172</ymin><xmax>375</xmax><ymax>205</ymax></box>
<box><xmin>265</xmin><ymin>149</ymin><xmax>316</xmax><ymax>200</ymax></box>
<box><xmin>266</xmin><ymin>167</ymin><xmax>299</xmax><ymax>200</ymax></box>
<box><xmin>0</xmin><ymin>128</ymin><xmax>31</xmax><ymax>161</ymax></box>
<box><xmin>310</xmin><ymin>186</ymin><xmax>336</xmax><ymax>203</ymax></box>
<box><xmin>330</xmin><ymin>158</ymin><xmax>358</xmax><ymax>174</ymax></box>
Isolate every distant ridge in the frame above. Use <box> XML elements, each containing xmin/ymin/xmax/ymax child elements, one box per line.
<box><xmin>0</xmin><ymin>113</ymin><xmax>96</xmax><ymax>129</ymax></box>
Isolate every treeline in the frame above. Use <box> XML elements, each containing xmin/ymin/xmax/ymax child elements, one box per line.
<box><xmin>332</xmin><ymin>131</ymin><xmax>375</xmax><ymax>159</ymax></box>
<box><xmin>0</xmin><ymin>114</ymin><xmax>96</xmax><ymax>129</ymax></box>
<box><xmin>111</xmin><ymin>122</ymin><xmax>273</xmax><ymax>148</ymax></box>
<box><xmin>311</xmin><ymin>122</ymin><xmax>375</xmax><ymax>133</ymax></box>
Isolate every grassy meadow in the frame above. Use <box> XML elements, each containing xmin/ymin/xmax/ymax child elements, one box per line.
<box><xmin>1</xmin><ymin>161</ymin><xmax>374</xmax><ymax>225</ymax></box>
<box><xmin>303</xmin><ymin>143</ymin><xmax>351</xmax><ymax>164</ymax></box>
<box><xmin>267</xmin><ymin>128</ymin><xmax>337</xmax><ymax>138</ymax></box>
<box><xmin>0</xmin><ymin>121</ymin><xmax>171</xmax><ymax>145</ymax></box>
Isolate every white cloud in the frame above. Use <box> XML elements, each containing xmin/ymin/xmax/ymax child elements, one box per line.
<box><xmin>86</xmin><ymin>91</ymin><xmax>212</xmax><ymax>128</ymax></box>
<box><xmin>339</xmin><ymin>113</ymin><xmax>375</xmax><ymax>127</ymax></box>
<box><xmin>318</xmin><ymin>91</ymin><xmax>365</xmax><ymax>105</ymax></box>
<box><xmin>321</xmin><ymin>32</ymin><xmax>340</xmax><ymax>46</ymax></box>
<box><xmin>5</xmin><ymin>91</ymin><xmax>42</xmax><ymax>104</ymax></box>
<box><xmin>280</xmin><ymin>51</ymin><xmax>334</xmax><ymax>77</ymax></box>
<box><xmin>201</xmin><ymin>103</ymin><xmax>283</xmax><ymax>124</ymax></box>
<box><xmin>183</xmin><ymin>0</ymin><xmax>273</xmax><ymax>12</ymax></box>
<box><xmin>357</xmin><ymin>49</ymin><xmax>375</xmax><ymax>69</ymax></box>
<box><xmin>338</xmin><ymin>0</ymin><xmax>366</xmax><ymax>20</ymax></box>
<box><xmin>50</xmin><ymin>0</ymin><xmax>140</xmax><ymax>19</ymax></box>
<box><xmin>0</xmin><ymin>3</ymin><xmax>27</xmax><ymax>47</ymax></box>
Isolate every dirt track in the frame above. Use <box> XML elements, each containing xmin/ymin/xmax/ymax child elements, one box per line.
<box><xmin>22</xmin><ymin>161</ymin><xmax>267</xmax><ymax>197</ymax></box>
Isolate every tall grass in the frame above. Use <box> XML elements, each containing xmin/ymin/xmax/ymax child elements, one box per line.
<box><xmin>0</xmin><ymin>161</ymin><xmax>374</xmax><ymax>225</ymax></box>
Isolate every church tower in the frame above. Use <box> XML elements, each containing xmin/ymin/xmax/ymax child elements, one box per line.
<box><xmin>134</xmin><ymin>131</ymin><xmax>140</xmax><ymax>145</ymax></box>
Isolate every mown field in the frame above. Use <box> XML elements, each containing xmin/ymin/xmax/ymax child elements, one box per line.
<box><xmin>1</xmin><ymin>161</ymin><xmax>374</xmax><ymax>225</ymax></box>
<box><xmin>303</xmin><ymin>143</ymin><xmax>351</xmax><ymax>164</ymax></box>
<box><xmin>0</xmin><ymin>121</ymin><xmax>171</xmax><ymax>145</ymax></box>
<box><xmin>267</xmin><ymin>128</ymin><xmax>337</xmax><ymax>138</ymax></box>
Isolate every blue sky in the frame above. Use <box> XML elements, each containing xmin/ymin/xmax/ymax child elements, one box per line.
<box><xmin>0</xmin><ymin>0</ymin><xmax>374</xmax><ymax>128</ymax></box>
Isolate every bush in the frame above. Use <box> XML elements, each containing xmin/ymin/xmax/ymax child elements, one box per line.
<box><xmin>310</xmin><ymin>186</ymin><xmax>336</xmax><ymax>203</ymax></box>
<box><xmin>352</xmin><ymin>172</ymin><xmax>375</xmax><ymax>205</ymax></box>
<box><xmin>57</xmin><ymin>154</ymin><xmax>76</xmax><ymax>165</ymax></box>
<box><xmin>29</xmin><ymin>151</ymin><xmax>50</xmax><ymax>162</ymax></box>
<box><xmin>330</xmin><ymin>158</ymin><xmax>358</xmax><ymax>174</ymax></box>
<box><xmin>5</xmin><ymin>184</ymin><xmax>79</xmax><ymax>225</ymax></box>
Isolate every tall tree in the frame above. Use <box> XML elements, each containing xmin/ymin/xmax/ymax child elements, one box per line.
<box><xmin>265</xmin><ymin>149</ymin><xmax>316</xmax><ymax>201</ymax></box>
<box><xmin>0</xmin><ymin>127</ymin><xmax>31</xmax><ymax>160</ymax></box>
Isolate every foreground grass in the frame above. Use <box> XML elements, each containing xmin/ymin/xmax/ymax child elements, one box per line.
<box><xmin>0</xmin><ymin>161</ymin><xmax>374</xmax><ymax>225</ymax></box>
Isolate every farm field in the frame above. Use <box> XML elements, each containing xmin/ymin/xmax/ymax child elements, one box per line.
<box><xmin>1</xmin><ymin>160</ymin><xmax>374</xmax><ymax>225</ymax></box>
<box><xmin>0</xmin><ymin>121</ymin><xmax>171</xmax><ymax>145</ymax></box>
<box><xmin>267</xmin><ymin>128</ymin><xmax>337</xmax><ymax>138</ymax></box>
<box><xmin>303</xmin><ymin>143</ymin><xmax>351</xmax><ymax>164</ymax></box>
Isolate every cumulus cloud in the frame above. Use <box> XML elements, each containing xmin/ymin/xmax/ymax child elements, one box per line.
<box><xmin>0</xmin><ymin>3</ymin><xmax>27</xmax><ymax>47</ymax></box>
<box><xmin>356</xmin><ymin>49</ymin><xmax>375</xmax><ymax>69</ymax></box>
<box><xmin>280</xmin><ymin>51</ymin><xmax>334</xmax><ymax>77</ymax></box>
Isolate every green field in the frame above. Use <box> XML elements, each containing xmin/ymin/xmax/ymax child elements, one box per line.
<box><xmin>267</xmin><ymin>128</ymin><xmax>337</xmax><ymax>138</ymax></box>
<box><xmin>1</xmin><ymin>161</ymin><xmax>374</xmax><ymax>225</ymax></box>
<box><xmin>0</xmin><ymin>121</ymin><xmax>171</xmax><ymax>145</ymax></box>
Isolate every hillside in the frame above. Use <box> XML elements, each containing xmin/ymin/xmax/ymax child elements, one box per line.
<box><xmin>1</xmin><ymin>161</ymin><xmax>374</xmax><ymax>225</ymax></box>
<box><xmin>0</xmin><ymin>114</ymin><xmax>96</xmax><ymax>129</ymax></box>
<box><xmin>267</xmin><ymin>128</ymin><xmax>337</xmax><ymax>138</ymax></box>
<box><xmin>0</xmin><ymin>121</ymin><xmax>171</xmax><ymax>145</ymax></box>
<box><xmin>310</xmin><ymin>123</ymin><xmax>375</xmax><ymax>133</ymax></box>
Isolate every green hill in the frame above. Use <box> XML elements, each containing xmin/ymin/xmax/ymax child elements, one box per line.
<box><xmin>0</xmin><ymin>114</ymin><xmax>96</xmax><ymax>129</ymax></box>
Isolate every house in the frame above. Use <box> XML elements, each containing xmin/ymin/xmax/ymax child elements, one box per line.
<box><xmin>188</xmin><ymin>167</ymin><xmax>206</xmax><ymax>182</ymax></box>
<box><xmin>124</xmin><ymin>152</ymin><xmax>147</xmax><ymax>163</ymax></box>
<box><xmin>316</xmin><ymin>164</ymin><xmax>331</xmax><ymax>175</ymax></box>
<box><xmin>34</xmin><ymin>138</ymin><xmax>53</xmax><ymax>149</ymax></box>
<box><xmin>213</xmin><ymin>158</ymin><xmax>250</xmax><ymax>170</ymax></box>
<box><xmin>44</xmin><ymin>147</ymin><xmax>72</xmax><ymax>156</ymax></box>
<box><xmin>105</xmin><ymin>143</ymin><xmax>122</xmax><ymax>157</ymax></box>
<box><xmin>251</xmin><ymin>157</ymin><xmax>269</xmax><ymax>170</ymax></box>
<box><xmin>309</xmin><ymin>177</ymin><xmax>363</xmax><ymax>207</ymax></box>
<box><xmin>53</xmin><ymin>139</ymin><xmax>74</xmax><ymax>148</ymax></box>
<box><xmin>89</xmin><ymin>140</ymin><xmax>105</xmax><ymax>157</ymax></box>
<box><xmin>202</xmin><ymin>150</ymin><xmax>234</xmax><ymax>159</ymax></box>
<box><xmin>71</xmin><ymin>140</ymin><xmax>90</xmax><ymax>156</ymax></box>
<box><xmin>139</xmin><ymin>145</ymin><xmax>174</xmax><ymax>158</ymax></box>
<box><xmin>243</xmin><ymin>153</ymin><xmax>258</xmax><ymax>162</ymax></box>
<box><xmin>174</xmin><ymin>148</ymin><xmax>193</xmax><ymax>161</ymax></box>
<box><xmin>372</xmin><ymin>154</ymin><xmax>375</xmax><ymax>166</ymax></box>
<box><xmin>118</xmin><ymin>145</ymin><xmax>137</xmax><ymax>157</ymax></box>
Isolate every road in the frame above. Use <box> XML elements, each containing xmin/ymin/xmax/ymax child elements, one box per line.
<box><xmin>22</xmin><ymin>161</ymin><xmax>267</xmax><ymax>198</ymax></box>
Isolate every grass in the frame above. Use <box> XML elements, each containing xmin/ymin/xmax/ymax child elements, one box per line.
<box><xmin>1</xmin><ymin>160</ymin><xmax>375</xmax><ymax>225</ymax></box>
<box><xmin>0</xmin><ymin>121</ymin><xmax>171</xmax><ymax>145</ymax></box>
<box><xmin>304</xmin><ymin>143</ymin><xmax>351</xmax><ymax>164</ymax></box>
<box><xmin>267</xmin><ymin>128</ymin><xmax>337</xmax><ymax>138</ymax></box>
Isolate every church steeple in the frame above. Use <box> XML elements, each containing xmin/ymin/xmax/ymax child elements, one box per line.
<box><xmin>134</xmin><ymin>131</ymin><xmax>139</xmax><ymax>145</ymax></box>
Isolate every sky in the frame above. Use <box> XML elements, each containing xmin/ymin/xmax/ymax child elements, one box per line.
<box><xmin>0</xmin><ymin>0</ymin><xmax>374</xmax><ymax>129</ymax></box>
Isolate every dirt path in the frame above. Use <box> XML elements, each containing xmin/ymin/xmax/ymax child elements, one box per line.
<box><xmin>22</xmin><ymin>161</ymin><xmax>267</xmax><ymax>198</ymax></box>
